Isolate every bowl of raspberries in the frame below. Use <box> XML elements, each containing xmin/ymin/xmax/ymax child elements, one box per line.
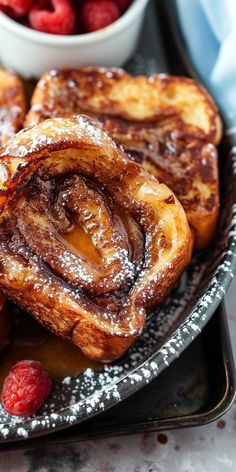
<box><xmin>0</xmin><ymin>0</ymin><xmax>149</xmax><ymax>78</ymax></box>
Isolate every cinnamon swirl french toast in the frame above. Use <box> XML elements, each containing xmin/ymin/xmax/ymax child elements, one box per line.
<box><xmin>25</xmin><ymin>67</ymin><xmax>221</xmax><ymax>249</ymax></box>
<box><xmin>0</xmin><ymin>68</ymin><xmax>26</xmax><ymax>147</ymax></box>
<box><xmin>0</xmin><ymin>115</ymin><xmax>192</xmax><ymax>362</ymax></box>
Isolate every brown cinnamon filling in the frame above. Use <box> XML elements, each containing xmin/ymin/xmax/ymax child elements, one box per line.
<box><xmin>2</xmin><ymin>173</ymin><xmax>144</xmax><ymax>314</ymax></box>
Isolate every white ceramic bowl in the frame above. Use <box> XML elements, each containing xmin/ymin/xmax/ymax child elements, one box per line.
<box><xmin>0</xmin><ymin>0</ymin><xmax>149</xmax><ymax>78</ymax></box>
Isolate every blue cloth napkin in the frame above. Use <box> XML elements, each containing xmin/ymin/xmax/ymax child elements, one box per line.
<box><xmin>176</xmin><ymin>0</ymin><xmax>236</xmax><ymax>121</ymax></box>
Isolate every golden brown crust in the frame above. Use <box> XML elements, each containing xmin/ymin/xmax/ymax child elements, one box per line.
<box><xmin>0</xmin><ymin>68</ymin><xmax>26</xmax><ymax>330</ymax></box>
<box><xmin>25</xmin><ymin>68</ymin><xmax>222</xmax><ymax>144</ymax></box>
<box><xmin>0</xmin><ymin>115</ymin><xmax>192</xmax><ymax>362</ymax></box>
<box><xmin>25</xmin><ymin>67</ymin><xmax>221</xmax><ymax>249</ymax></box>
<box><xmin>0</xmin><ymin>68</ymin><xmax>26</xmax><ymax>147</ymax></box>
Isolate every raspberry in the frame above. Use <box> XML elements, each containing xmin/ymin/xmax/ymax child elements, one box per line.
<box><xmin>0</xmin><ymin>0</ymin><xmax>32</xmax><ymax>17</ymax></box>
<box><xmin>29</xmin><ymin>0</ymin><xmax>76</xmax><ymax>35</ymax></box>
<box><xmin>115</xmin><ymin>0</ymin><xmax>132</xmax><ymax>13</ymax></box>
<box><xmin>1</xmin><ymin>360</ymin><xmax>52</xmax><ymax>416</ymax></box>
<box><xmin>80</xmin><ymin>0</ymin><xmax>120</xmax><ymax>33</ymax></box>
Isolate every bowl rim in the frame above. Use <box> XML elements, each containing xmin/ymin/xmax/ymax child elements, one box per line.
<box><xmin>0</xmin><ymin>0</ymin><xmax>149</xmax><ymax>46</ymax></box>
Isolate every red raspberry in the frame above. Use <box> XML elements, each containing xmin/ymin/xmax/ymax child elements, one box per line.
<box><xmin>29</xmin><ymin>0</ymin><xmax>76</xmax><ymax>35</ymax></box>
<box><xmin>1</xmin><ymin>360</ymin><xmax>52</xmax><ymax>416</ymax></box>
<box><xmin>115</xmin><ymin>0</ymin><xmax>132</xmax><ymax>13</ymax></box>
<box><xmin>0</xmin><ymin>0</ymin><xmax>32</xmax><ymax>17</ymax></box>
<box><xmin>80</xmin><ymin>0</ymin><xmax>120</xmax><ymax>33</ymax></box>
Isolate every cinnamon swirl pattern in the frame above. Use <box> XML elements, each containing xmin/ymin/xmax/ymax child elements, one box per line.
<box><xmin>0</xmin><ymin>115</ymin><xmax>192</xmax><ymax>362</ymax></box>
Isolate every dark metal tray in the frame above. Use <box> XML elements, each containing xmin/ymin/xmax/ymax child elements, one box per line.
<box><xmin>0</xmin><ymin>303</ymin><xmax>234</xmax><ymax>451</ymax></box>
<box><xmin>1</xmin><ymin>0</ymin><xmax>236</xmax><ymax>444</ymax></box>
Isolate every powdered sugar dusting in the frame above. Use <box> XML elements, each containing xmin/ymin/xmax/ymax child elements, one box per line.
<box><xmin>0</xmin><ymin>198</ymin><xmax>236</xmax><ymax>441</ymax></box>
<box><xmin>0</xmin><ymin>69</ymin><xmax>236</xmax><ymax>443</ymax></box>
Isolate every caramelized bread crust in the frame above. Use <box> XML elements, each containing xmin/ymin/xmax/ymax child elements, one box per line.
<box><xmin>25</xmin><ymin>68</ymin><xmax>221</xmax><ymax>249</ymax></box>
<box><xmin>0</xmin><ymin>68</ymin><xmax>26</xmax><ymax>147</ymax></box>
<box><xmin>0</xmin><ymin>67</ymin><xmax>26</xmax><ymax>328</ymax></box>
<box><xmin>0</xmin><ymin>115</ymin><xmax>192</xmax><ymax>362</ymax></box>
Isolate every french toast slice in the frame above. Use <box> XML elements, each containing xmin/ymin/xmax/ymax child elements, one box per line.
<box><xmin>0</xmin><ymin>115</ymin><xmax>192</xmax><ymax>362</ymax></box>
<box><xmin>25</xmin><ymin>67</ymin><xmax>222</xmax><ymax>249</ymax></box>
<box><xmin>0</xmin><ymin>68</ymin><xmax>26</xmax><ymax>147</ymax></box>
<box><xmin>0</xmin><ymin>68</ymin><xmax>25</xmax><ymax>335</ymax></box>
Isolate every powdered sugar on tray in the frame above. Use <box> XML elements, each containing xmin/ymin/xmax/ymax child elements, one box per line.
<box><xmin>0</xmin><ymin>195</ymin><xmax>236</xmax><ymax>441</ymax></box>
<box><xmin>1</xmin><ymin>59</ymin><xmax>236</xmax><ymax>442</ymax></box>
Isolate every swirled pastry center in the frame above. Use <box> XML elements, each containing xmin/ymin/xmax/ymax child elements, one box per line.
<box><xmin>3</xmin><ymin>173</ymin><xmax>144</xmax><ymax>315</ymax></box>
<box><xmin>0</xmin><ymin>115</ymin><xmax>192</xmax><ymax>361</ymax></box>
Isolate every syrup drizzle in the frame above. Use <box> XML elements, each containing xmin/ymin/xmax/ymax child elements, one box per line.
<box><xmin>0</xmin><ymin>309</ymin><xmax>101</xmax><ymax>391</ymax></box>
<box><xmin>62</xmin><ymin>221</ymin><xmax>102</xmax><ymax>265</ymax></box>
